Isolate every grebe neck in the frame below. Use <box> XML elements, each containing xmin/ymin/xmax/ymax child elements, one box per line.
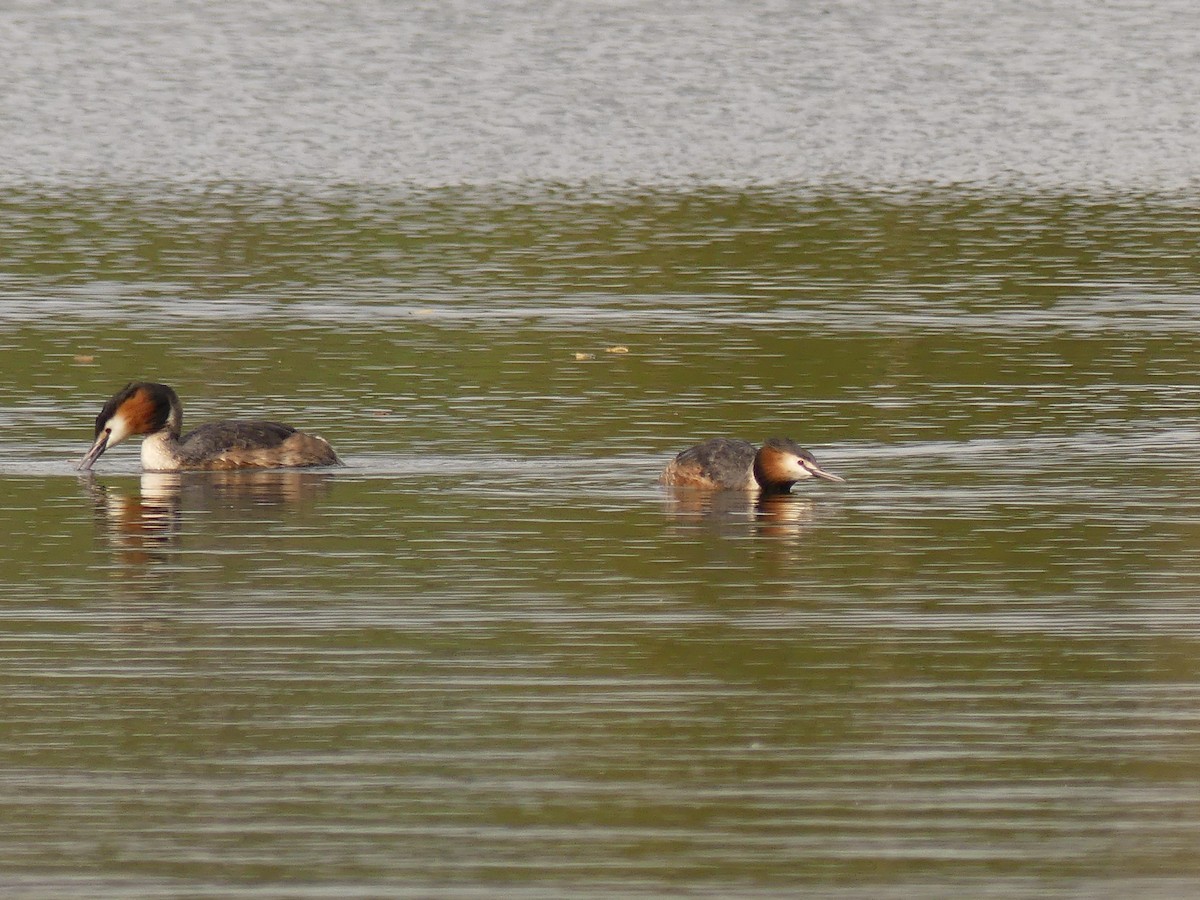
<box><xmin>751</xmin><ymin>456</ymin><xmax>793</xmax><ymax>494</ymax></box>
<box><xmin>141</xmin><ymin>429</ymin><xmax>185</xmax><ymax>472</ymax></box>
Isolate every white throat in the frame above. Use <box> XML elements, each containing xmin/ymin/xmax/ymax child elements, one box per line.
<box><xmin>140</xmin><ymin>430</ymin><xmax>182</xmax><ymax>472</ymax></box>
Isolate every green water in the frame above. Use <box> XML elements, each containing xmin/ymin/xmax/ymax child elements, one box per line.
<box><xmin>2</xmin><ymin>185</ymin><xmax>1200</xmax><ymax>896</ymax></box>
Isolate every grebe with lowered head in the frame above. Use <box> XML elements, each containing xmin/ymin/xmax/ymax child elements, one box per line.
<box><xmin>78</xmin><ymin>381</ymin><xmax>340</xmax><ymax>472</ymax></box>
<box><xmin>662</xmin><ymin>437</ymin><xmax>843</xmax><ymax>493</ymax></box>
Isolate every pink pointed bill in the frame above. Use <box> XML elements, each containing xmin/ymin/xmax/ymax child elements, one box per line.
<box><xmin>78</xmin><ymin>432</ymin><xmax>109</xmax><ymax>471</ymax></box>
<box><xmin>804</xmin><ymin>460</ymin><xmax>845</xmax><ymax>482</ymax></box>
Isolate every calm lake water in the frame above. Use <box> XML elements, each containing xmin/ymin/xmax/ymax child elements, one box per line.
<box><xmin>4</xmin><ymin>1</ymin><xmax>1200</xmax><ymax>897</ymax></box>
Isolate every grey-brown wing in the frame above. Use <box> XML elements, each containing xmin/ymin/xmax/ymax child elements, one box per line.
<box><xmin>181</xmin><ymin>421</ymin><xmax>298</xmax><ymax>452</ymax></box>
<box><xmin>673</xmin><ymin>438</ymin><xmax>756</xmax><ymax>479</ymax></box>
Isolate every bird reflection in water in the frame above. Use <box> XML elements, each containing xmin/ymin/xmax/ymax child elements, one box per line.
<box><xmin>662</xmin><ymin>487</ymin><xmax>818</xmax><ymax>538</ymax></box>
<box><xmin>82</xmin><ymin>471</ymin><xmax>183</xmax><ymax>569</ymax></box>
<box><xmin>81</xmin><ymin>469</ymin><xmax>334</xmax><ymax>572</ymax></box>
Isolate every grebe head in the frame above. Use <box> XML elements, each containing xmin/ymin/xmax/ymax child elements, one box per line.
<box><xmin>754</xmin><ymin>437</ymin><xmax>845</xmax><ymax>490</ymax></box>
<box><xmin>78</xmin><ymin>382</ymin><xmax>181</xmax><ymax>471</ymax></box>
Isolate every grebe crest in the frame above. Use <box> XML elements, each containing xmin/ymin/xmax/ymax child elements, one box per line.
<box><xmin>79</xmin><ymin>381</ymin><xmax>340</xmax><ymax>472</ymax></box>
<box><xmin>662</xmin><ymin>436</ymin><xmax>843</xmax><ymax>493</ymax></box>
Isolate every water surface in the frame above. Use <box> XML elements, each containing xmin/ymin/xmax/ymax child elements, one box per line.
<box><xmin>5</xmin><ymin>1</ymin><xmax>1200</xmax><ymax>896</ymax></box>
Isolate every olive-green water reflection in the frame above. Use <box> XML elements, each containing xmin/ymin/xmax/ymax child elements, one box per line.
<box><xmin>4</xmin><ymin>185</ymin><xmax>1200</xmax><ymax>895</ymax></box>
<box><xmin>4</xmin><ymin>186</ymin><xmax>1199</xmax><ymax>297</ymax></box>
<box><xmin>7</xmin><ymin>186</ymin><xmax>1200</xmax><ymax>460</ymax></box>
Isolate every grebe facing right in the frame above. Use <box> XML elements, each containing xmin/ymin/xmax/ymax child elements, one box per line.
<box><xmin>662</xmin><ymin>437</ymin><xmax>844</xmax><ymax>493</ymax></box>
<box><xmin>78</xmin><ymin>381</ymin><xmax>340</xmax><ymax>472</ymax></box>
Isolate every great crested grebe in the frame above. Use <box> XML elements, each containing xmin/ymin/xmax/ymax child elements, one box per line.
<box><xmin>78</xmin><ymin>381</ymin><xmax>340</xmax><ymax>472</ymax></box>
<box><xmin>661</xmin><ymin>437</ymin><xmax>844</xmax><ymax>493</ymax></box>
